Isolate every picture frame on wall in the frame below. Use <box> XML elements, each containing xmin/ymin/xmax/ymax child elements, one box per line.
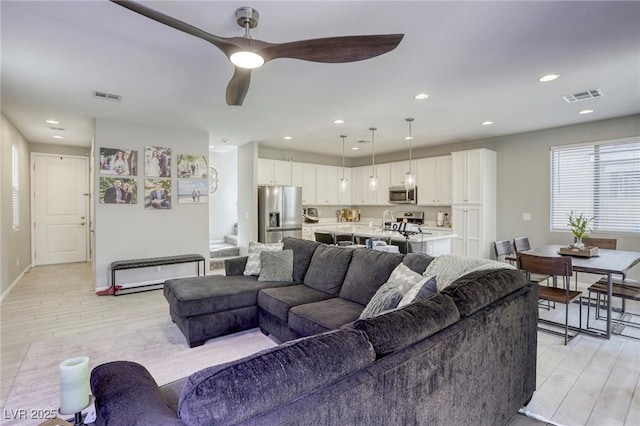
<box><xmin>145</xmin><ymin>146</ymin><xmax>171</xmax><ymax>178</ymax></box>
<box><xmin>177</xmin><ymin>155</ymin><xmax>208</xmax><ymax>179</ymax></box>
<box><xmin>145</xmin><ymin>178</ymin><xmax>171</xmax><ymax>209</ymax></box>
<box><xmin>178</xmin><ymin>179</ymin><xmax>208</xmax><ymax>204</ymax></box>
<box><xmin>99</xmin><ymin>147</ymin><xmax>138</xmax><ymax>176</ymax></box>
<box><xmin>99</xmin><ymin>177</ymin><xmax>137</xmax><ymax>204</ymax></box>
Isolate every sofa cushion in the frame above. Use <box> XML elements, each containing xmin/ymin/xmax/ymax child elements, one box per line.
<box><xmin>258</xmin><ymin>250</ymin><xmax>293</xmax><ymax>282</ymax></box>
<box><xmin>403</xmin><ymin>253</ymin><xmax>435</xmax><ymax>275</ymax></box>
<box><xmin>244</xmin><ymin>242</ymin><xmax>284</xmax><ymax>276</ymax></box>
<box><xmin>359</xmin><ymin>285</ymin><xmax>404</xmax><ymax>319</ymax></box>
<box><xmin>339</xmin><ymin>249</ymin><xmax>404</xmax><ymax>306</ymax></box>
<box><xmin>258</xmin><ymin>285</ymin><xmax>335</xmax><ymax>321</ymax></box>
<box><xmin>91</xmin><ymin>361</ymin><xmax>183</xmax><ymax>426</ymax></box>
<box><xmin>351</xmin><ymin>293</ymin><xmax>460</xmax><ymax>357</ymax></box>
<box><xmin>303</xmin><ymin>245</ymin><xmax>354</xmax><ymax>295</ymax></box>
<box><xmin>289</xmin><ymin>298</ymin><xmax>365</xmax><ymax>336</ymax></box>
<box><xmin>441</xmin><ymin>268</ymin><xmax>527</xmax><ymax>318</ymax></box>
<box><xmin>282</xmin><ymin>237</ymin><xmax>321</xmax><ymax>283</ymax></box>
<box><xmin>178</xmin><ymin>329</ymin><xmax>375</xmax><ymax>426</ymax></box>
<box><xmin>164</xmin><ymin>275</ymin><xmax>295</xmax><ymax>317</ymax></box>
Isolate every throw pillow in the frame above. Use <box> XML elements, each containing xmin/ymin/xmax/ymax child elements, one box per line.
<box><xmin>424</xmin><ymin>254</ymin><xmax>496</xmax><ymax>292</ymax></box>
<box><xmin>397</xmin><ymin>275</ymin><xmax>437</xmax><ymax>307</ymax></box>
<box><xmin>258</xmin><ymin>250</ymin><xmax>293</xmax><ymax>282</ymax></box>
<box><xmin>359</xmin><ymin>284</ymin><xmax>404</xmax><ymax>319</ymax></box>
<box><xmin>243</xmin><ymin>242</ymin><xmax>284</xmax><ymax>276</ymax></box>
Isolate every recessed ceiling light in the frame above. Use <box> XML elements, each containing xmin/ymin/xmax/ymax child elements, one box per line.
<box><xmin>404</xmin><ymin>136</ymin><xmax>413</xmax><ymax>140</ymax></box>
<box><xmin>414</xmin><ymin>93</ymin><xmax>429</xmax><ymax>100</ymax></box>
<box><xmin>283</xmin><ymin>136</ymin><xmax>292</xmax><ymax>140</ymax></box>
<box><xmin>333</xmin><ymin>119</ymin><xmax>344</xmax><ymax>124</ymax></box>
<box><xmin>481</xmin><ymin>121</ymin><xmax>494</xmax><ymax>126</ymax></box>
<box><xmin>45</xmin><ymin>119</ymin><xmax>59</xmax><ymax>124</ymax></box>
<box><xmin>578</xmin><ymin>109</ymin><xmax>594</xmax><ymax>114</ymax></box>
<box><xmin>351</xmin><ymin>147</ymin><xmax>359</xmax><ymax>150</ymax></box>
<box><xmin>53</xmin><ymin>135</ymin><xmax>64</xmax><ymax>139</ymax></box>
<box><xmin>538</xmin><ymin>74</ymin><xmax>559</xmax><ymax>82</ymax></box>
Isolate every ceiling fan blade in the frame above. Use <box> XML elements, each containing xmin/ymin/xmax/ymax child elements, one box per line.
<box><xmin>260</xmin><ymin>34</ymin><xmax>404</xmax><ymax>63</ymax></box>
<box><xmin>226</xmin><ymin>67</ymin><xmax>252</xmax><ymax>106</ymax></box>
<box><xmin>109</xmin><ymin>0</ymin><xmax>239</xmax><ymax>57</ymax></box>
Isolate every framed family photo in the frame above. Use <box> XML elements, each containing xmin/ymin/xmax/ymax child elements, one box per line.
<box><xmin>178</xmin><ymin>179</ymin><xmax>209</xmax><ymax>204</ymax></box>
<box><xmin>145</xmin><ymin>146</ymin><xmax>171</xmax><ymax>177</ymax></box>
<box><xmin>144</xmin><ymin>179</ymin><xmax>172</xmax><ymax>209</ymax></box>
<box><xmin>177</xmin><ymin>155</ymin><xmax>208</xmax><ymax>179</ymax></box>
<box><xmin>99</xmin><ymin>177</ymin><xmax>137</xmax><ymax>204</ymax></box>
<box><xmin>99</xmin><ymin>148</ymin><xmax>138</xmax><ymax>176</ymax></box>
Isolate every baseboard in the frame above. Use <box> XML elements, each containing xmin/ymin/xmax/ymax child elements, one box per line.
<box><xmin>1</xmin><ymin>264</ymin><xmax>32</xmax><ymax>302</ymax></box>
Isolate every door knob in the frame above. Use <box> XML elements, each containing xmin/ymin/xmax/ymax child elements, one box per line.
<box><xmin>80</xmin><ymin>222</ymin><xmax>86</xmax><ymax>226</ymax></box>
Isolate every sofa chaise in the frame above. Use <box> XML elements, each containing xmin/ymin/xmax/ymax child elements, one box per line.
<box><xmin>90</xmin><ymin>237</ymin><xmax>538</xmax><ymax>425</ymax></box>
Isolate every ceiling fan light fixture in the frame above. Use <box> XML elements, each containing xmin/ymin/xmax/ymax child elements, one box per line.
<box><xmin>230</xmin><ymin>51</ymin><xmax>264</xmax><ymax>69</ymax></box>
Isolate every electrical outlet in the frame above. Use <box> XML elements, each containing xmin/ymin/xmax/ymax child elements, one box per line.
<box><xmin>523</xmin><ymin>213</ymin><xmax>532</xmax><ymax>221</ymax></box>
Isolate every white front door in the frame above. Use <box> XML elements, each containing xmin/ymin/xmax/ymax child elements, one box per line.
<box><xmin>33</xmin><ymin>154</ymin><xmax>89</xmax><ymax>265</ymax></box>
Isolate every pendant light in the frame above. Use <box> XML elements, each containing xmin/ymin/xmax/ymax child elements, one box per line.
<box><xmin>368</xmin><ymin>127</ymin><xmax>378</xmax><ymax>191</ymax></box>
<box><xmin>339</xmin><ymin>135</ymin><xmax>348</xmax><ymax>192</ymax></box>
<box><xmin>404</xmin><ymin>118</ymin><xmax>416</xmax><ymax>190</ymax></box>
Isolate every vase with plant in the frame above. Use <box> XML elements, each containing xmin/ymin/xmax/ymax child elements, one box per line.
<box><xmin>567</xmin><ymin>211</ymin><xmax>594</xmax><ymax>249</ymax></box>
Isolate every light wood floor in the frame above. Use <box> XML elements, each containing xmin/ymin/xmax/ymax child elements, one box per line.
<box><xmin>1</xmin><ymin>263</ymin><xmax>639</xmax><ymax>425</ymax></box>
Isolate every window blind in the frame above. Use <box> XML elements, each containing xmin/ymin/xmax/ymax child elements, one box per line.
<box><xmin>550</xmin><ymin>138</ymin><xmax>640</xmax><ymax>235</ymax></box>
<box><xmin>12</xmin><ymin>144</ymin><xmax>20</xmax><ymax>230</ymax></box>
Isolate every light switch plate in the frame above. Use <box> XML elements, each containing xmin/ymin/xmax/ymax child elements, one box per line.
<box><xmin>523</xmin><ymin>213</ymin><xmax>532</xmax><ymax>221</ymax></box>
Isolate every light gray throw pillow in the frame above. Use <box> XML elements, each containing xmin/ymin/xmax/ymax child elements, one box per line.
<box><xmin>359</xmin><ymin>284</ymin><xmax>404</xmax><ymax>319</ymax></box>
<box><xmin>243</xmin><ymin>241</ymin><xmax>284</xmax><ymax>276</ymax></box>
<box><xmin>258</xmin><ymin>250</ymin><xmax>294</xmax><ymax>282</ymax></box>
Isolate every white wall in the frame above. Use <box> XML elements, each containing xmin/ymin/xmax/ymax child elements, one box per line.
<box><xmin>209</xmin><ymin>149</ymin><xmax>238</xmax><ymax>243</ymax></box>
<box><xmin>1</xmin><ymin>113</ymin><xmax>31</xmax><ymax>298</ymax></box>
<box><xmin>93</xmin><ymin>118</ymin><xmax>209</xmax><ymax>289</ymax></box>
<box><xmin>236</xmin><ymin>142</ymin><xmax>258</xmax><ymax>255</ymax></box>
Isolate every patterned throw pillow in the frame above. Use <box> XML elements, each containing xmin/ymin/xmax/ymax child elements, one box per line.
<box><xmin>359</xmin><ymin>284</ymin><xmax>404</xmax><ymax>319</ymax></box>
<box><xmin>243</xmin><ymin>242</ymin><xmax>284</xmax><ymax>276</ymax></box>
<box><xmin>397</xmin><ymin>275</ymin><xmax>437</xmax><ymax>307</ymax></box>
<box><xmin>258</xmin><ymin>250</ymin><xmax>294</xmax><ymax>282</ymax></box>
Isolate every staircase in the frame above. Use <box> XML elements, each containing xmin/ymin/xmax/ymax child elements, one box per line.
<box><xmin>209</xmin><ymin>224</ymin><xmax>240</xmax><ymax>271</ymax></box>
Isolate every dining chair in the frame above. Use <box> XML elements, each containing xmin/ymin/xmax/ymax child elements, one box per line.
<box><xmin>334</xmin><ymin>233</ymin><xmax>355</xmax><ymax>246</ymax></box>
<box><xmin>575</xmin><ymin>237</ymin><xmax>617</xmax><ymax>290</ymax></box>
<box><xmin>492</xmin><ymin>240</ymin><xmax>517</xmax><ymax>265</ymax></box>
<box><xmin>314</xmin><ymin>232</ymin><xmax>335</xmax><ymax>245</ymax></box>
<box><xmin>517</xmin><ymin>252</ymin><xmax>582</xmax><ymax>345</ymax></box>
<box><xmin>513</xmin><ymin>237</ymin><xmax>550</xmax><ymax>287</ymax></box>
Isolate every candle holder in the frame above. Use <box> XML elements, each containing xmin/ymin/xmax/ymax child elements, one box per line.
<box><xmin>59</xmin><ymin>395</ymin><xmax>94</xmax><ymax>426</ymax></box>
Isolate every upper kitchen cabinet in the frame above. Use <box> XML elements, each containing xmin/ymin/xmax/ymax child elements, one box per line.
<box><xmin>375</xmin><ymin>163</ymin><xmax>391</xmax><ymax>205</ymax></box>
<box><xmin>389</xmin><ymin>160</ymin><xmax>418</xmax><ymax>187</ymax></box>
<box><xmin>452</xmin><ymin>149</ymin><xmax>495</xmax><ymax>205</ymax></box>
<box><xmin>416</xmin><ymin>155</ymin><xmax>452</xmax><ymax>206</ymax></box>
<box><xmin>351</xmin><ymin>165</ymin><xmax>377</xmax><ymax>205</ymax></box>
<box><xmin>257</xmin><ymin>159</ymin><xmax>292</xmax><ymax>185</ymax></box>
<box><xmin>291</xmin><ymin>162</ymin><xmax>316</xmax><ymax>205</ymax></box>
<box><xmin>315</xmin><ymin>164</ymin><xmax>339</xmax><ymax>205</ymax></box>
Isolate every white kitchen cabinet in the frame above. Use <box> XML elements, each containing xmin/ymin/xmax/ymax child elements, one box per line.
<box><xmin>452</xmin><ymin>205</ymin><xmax>482</xmax><ymax>258</ymax></box>
<box><xmin>258</xmin><ymin>159</ymin><xmax>292</xmax><ymax>185</ymax></box>
<box><xmin>375</xmin><ymin>163</ymin><xmax>391</xmax><ymax>205</ymax></box>
<box><xmin>389</xmin><ymin>160</ymin><xmax>418</xmax><ymax>187</ymax></box>
<box><xmin>351</xmin><ymin>165</ymin><xmax>377</xmax><ymax>205</ymax></box>
<box><xmin>336</xmin><ymin>167</ymin><xmax>352</xmax><ymax>205</ymax></box>
<box><xmin>292</xmin><ymin>162</ymin><xmax>316</xmax><ymax>205</ymax></box>
<box><xmin>451</xmin><ymin>149</ymin><xmax>496</xmax><ymax>259</ymax></box>
<box><xmin>315</xmin><ymin>165</ymin><xmax>339</xmax><ymax>205</ymax></box>
<box><xmin>417</xmin><ymin>155</ymin><xmax>452</xmax><ymax>205</ymax></box>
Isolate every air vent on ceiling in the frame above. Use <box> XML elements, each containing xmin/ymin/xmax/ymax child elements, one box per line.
<box><xmin>357</xmin><ymin>140</ymin><xmax>371</xmax><ymax>144</ymax></box>
<box><xmin>562</xmin><ymin>88</ymin><xmax>603</xmax><ymax>103</ymax></box>
<box><xmin>49</xmin><ymin>126</ymin><xmax>65</xmax><ymax>131</ymax></box>
<box><xmin>93</xmin><ymin>91</ymin><xmax>122</xmax><ymax>102</ymax></box>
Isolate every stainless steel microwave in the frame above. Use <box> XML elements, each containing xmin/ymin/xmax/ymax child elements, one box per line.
<box><xmin>389</xmin><ymin>186</ymin><xmax>417</xmax><ymax>204</ymax></box>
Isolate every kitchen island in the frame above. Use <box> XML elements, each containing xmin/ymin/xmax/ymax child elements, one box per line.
<box><xmin>310</xmin><ymin>223</ymin><xmax>455</xmax><ymax>256</ymax></box>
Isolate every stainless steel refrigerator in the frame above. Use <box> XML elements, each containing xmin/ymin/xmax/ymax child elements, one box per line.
<box><xmin>258</xmin><ymin>186</ymin><xmax>302</xmax><ymax>243</ymax></box>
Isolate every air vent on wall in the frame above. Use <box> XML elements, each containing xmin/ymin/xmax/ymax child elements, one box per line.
<box><xmin>562</xmin><ymin>88</ymin><xmax>603</xmax><ymax>103</ymax></box>
<box><xmin>93</xmin><ymin>91</ymin><xmax>122</xmax><ymax>102</ymax></box>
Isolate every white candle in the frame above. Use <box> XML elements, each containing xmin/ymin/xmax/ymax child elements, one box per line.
<box><xmin>59</xmin><ymin>356</ymin><xmax>89</xmax><ymax>414</ymax></box>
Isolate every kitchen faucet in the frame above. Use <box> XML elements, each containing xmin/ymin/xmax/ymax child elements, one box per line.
<box><xmin>382</xmin><ymin>210</ymin><xmax>394</xmax><ymax>229</ymax></box>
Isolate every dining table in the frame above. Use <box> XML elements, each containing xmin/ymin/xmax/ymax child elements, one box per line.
<box><xmin>526</xmin><ymin>244</ymin><xmax>640</xmax><ymax>339</ymax></box>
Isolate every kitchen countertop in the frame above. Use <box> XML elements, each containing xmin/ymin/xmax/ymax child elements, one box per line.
<box><xmin>312</xmin><ymin>224</ymin><xmax>455</xmax><ymax>242</ymax></box>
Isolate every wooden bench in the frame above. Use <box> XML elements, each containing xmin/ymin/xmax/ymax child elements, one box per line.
<box><xmin>110</xmin><ymin>254</ymin><xmax>205</xmax><ymax>296</ymax></box>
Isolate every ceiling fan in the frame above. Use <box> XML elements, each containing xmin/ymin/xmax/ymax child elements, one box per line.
<box><xmin>109</xmin><ymin>1</ymin><xmax>404</xmax><ymax>106</ymax></box>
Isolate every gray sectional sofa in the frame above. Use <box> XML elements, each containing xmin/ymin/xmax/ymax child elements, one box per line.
<box><xmin>90</xmin><ymin>237</ymin><xmax>538</xmax><ymax>425</ymax></box>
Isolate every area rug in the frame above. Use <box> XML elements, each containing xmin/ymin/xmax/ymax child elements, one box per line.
<box><xmin>3</xmin><ymin>323</ymin><xmax>276</xmax><ymax>425</ymax></box>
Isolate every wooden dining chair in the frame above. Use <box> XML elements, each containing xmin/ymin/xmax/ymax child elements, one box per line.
<box><xmin>314</xmin><ymin>232</ymin><xmax>335</xmax><ymax>245</ymax></box>
<box><xmin>517</xmin><ymin>252</ymin><xmax>582</xmax><ymax>345</ymax></box>
<box><xmin>513</xmin><ymin>237</ymin><xmax>550</xmax><ymax>286</ymax></box>
<box><xmin>575</xmin><ymin>238</ymin><xmax>617</xmax><ymax>290</ymax></box>
<box><xmin>493</xmin><ymin>240</ymin><xmax>517</xmax><ymax>265</ymax></box>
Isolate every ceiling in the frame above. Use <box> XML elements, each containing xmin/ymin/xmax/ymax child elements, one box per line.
<box><xmin>2</xmin><ymin>1</ymin><xmax>639</xmax><ymax>158</ymax></box>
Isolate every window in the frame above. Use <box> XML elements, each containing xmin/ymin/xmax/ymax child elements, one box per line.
<box><xmin>12</xmin><ymin>144</ymin><xmax>20</xmax><ymax>230</ymax></box>
<box><xmin>551</xmin><ymin>138</ymin><xmax>640</xmax><ymax>234</ymax></box>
